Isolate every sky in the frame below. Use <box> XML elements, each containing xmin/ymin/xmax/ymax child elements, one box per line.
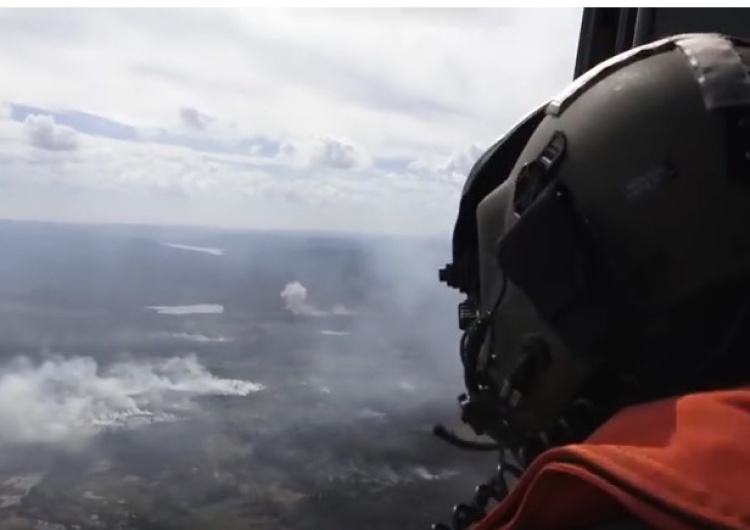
<box><xmin>0</xmin><ymin>8</ymin><xmax>582</xmax><ymax>235</ymax></box>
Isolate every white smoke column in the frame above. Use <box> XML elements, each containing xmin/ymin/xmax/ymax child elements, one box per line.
<box><xmin>280</xmin><ymin>281</ymin><xmax>354</xmax><ymax>317</ymax></box>
<box><xmin>280</xmin><ymin>281</ymin><xmax>326</xmax><ymax>316</ymax></box>
<box><xmin>0</xmin><ymin>354</ymin><xmax>264</xmax><ymax>448</ymax></box>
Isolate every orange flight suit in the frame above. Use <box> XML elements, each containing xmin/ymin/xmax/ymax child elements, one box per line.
<box><xmin>472</xmin><ymin>388</ymin><xmax>750</xmax><ymax>530</ymax></box>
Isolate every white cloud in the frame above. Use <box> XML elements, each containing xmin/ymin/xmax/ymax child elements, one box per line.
<box><xmin>408</xmin><ymin>144</ymin><xmax>485</xmax><ymax>182</ymax></box>
<box><xmin>310</xmin><ymin>136</ymin><xmax>367</xmax><ymax>170</ymax></box>
<box><xmin>280</xmin><ymin>135</ymin><xmax>370</xmax><ymax>170</ymax></box>
<box><xmin>0</xmin><ymin>8</ymin><xmax>583</xmax><ymax>234</ymax></box>
<box><xmin>179</xmin><ymin>106</ymin><xmax>215</xmax><ymax>131</ymax></box>
<box><xmin>24</xmin><ymin>114</ymin><xmax>79</xmax><ymax>151</ymax></box>
<box><xmin>439</xmin><ymin>145</ymin><xmax>485</xmax><ymax>177</ymax></box>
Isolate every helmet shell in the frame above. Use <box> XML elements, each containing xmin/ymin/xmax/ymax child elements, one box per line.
<box><xmin>475</xmin><ymin>34</ymin><xmax>750</xmax><ymax>434</ymax></box>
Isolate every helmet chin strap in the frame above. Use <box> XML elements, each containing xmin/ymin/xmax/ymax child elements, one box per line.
<box><xmin>430</xmin><ymin>273</ymin><xmax>536</xmax><ymax>530</ymax></box>
<box><xmin>432</xmin><ymin>273</ymin><xmax>512</xmax><ymax>446</ymax></box>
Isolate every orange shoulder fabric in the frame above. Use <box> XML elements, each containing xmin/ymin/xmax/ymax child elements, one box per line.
<box><xmin>472</xmin><ymin>388</ymin><xmax>750</xmax><ymax>530</ymax></box>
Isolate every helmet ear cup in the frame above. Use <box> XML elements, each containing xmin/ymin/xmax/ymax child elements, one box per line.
<box><xmin>498</xmin><ymin>184</ymin><xmax>619</xmax><ymax>357</ymax></box>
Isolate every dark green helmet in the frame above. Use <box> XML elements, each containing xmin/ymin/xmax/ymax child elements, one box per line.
<box><xmin>445</xmin><ymin>33</ymin><xmax>750</xmax><ymax>460</ymax></box>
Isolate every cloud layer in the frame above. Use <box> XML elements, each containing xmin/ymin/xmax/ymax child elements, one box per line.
<box><xmin>0</xmin><ymin>8</ymin><xmax>582</xmax><ymax>234</ymax></box>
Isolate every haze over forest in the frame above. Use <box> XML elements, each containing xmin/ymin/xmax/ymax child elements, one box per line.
<box><xmin>0</xmin><ymin>219</ymin><xmax>497</xmax><ymax>530</ymax></box>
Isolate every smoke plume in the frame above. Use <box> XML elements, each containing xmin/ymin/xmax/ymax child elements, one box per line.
<box><xmin>280</xmin><ymin>281</ymin><xmax>354</xmax><ymax>317</ymax></box>
<box><xmin>0</xmin><ymin>354</ymin><xmax>264</xmax><ymax>448</ymax></box>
